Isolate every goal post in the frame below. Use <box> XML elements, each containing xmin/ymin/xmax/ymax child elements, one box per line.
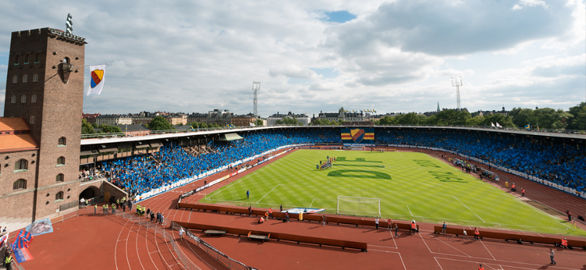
<box><xmin>336</xmin><ymin>195</ymin><xmax>381</xmax><ymax>217</ymax></box>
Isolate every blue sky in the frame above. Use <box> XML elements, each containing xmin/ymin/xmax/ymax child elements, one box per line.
<box><xmin>0</xmin><ymin>0</ymin><xmax>584</xmax><ymax>116</ymax></box>
<box><xmin>324</xmin><ymin>11</ymin><xmax>356</xmax><ymax>23</ymax></box>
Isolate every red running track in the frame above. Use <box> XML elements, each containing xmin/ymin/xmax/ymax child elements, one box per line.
<box><xmin>19</xmin><ymin>148</ymin><xmax>586</xmax><ymax>269</ymax></box>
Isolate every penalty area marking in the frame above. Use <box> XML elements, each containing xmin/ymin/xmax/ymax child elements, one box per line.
<box><xmin>256</xmin><ymin>184</ymin><xmax>283</xmax><ymax>204</ymax></box>
<box><xmin>452</xmin><ymin>196</ymin><xmax>486</xmax><ymax>223</ymax></box>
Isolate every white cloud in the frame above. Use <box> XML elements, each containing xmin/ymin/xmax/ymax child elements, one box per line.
<box><xmin>0</xmin><ymin>0</ymin><xmax>583</xmax><ymax>116</ymax></box>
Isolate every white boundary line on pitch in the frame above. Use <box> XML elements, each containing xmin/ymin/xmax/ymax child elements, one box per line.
<box><xmin>255</xmin><ymin>184</ymin><xmax>283</xmax><ymax>204</ymax></box>
<box><xmin>452</xmin><ymin>195</ymin><xmax>486</xmax><ymax>223</ymax></box>
<box><xmin>406</xmin><ymin>205</ymin><xmax>414</xmax><ymax>217</ymax></box>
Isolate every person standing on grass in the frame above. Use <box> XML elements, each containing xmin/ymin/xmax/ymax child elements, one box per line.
<box><xmin>566</xmin><ymin>210</ymin><xmax>572</xmax><ymax>222</ymax></box>
<box><xmin>246</xmin><ymin>190</ymin><xmax>250</xmax><ymax>200</ymax></box>
<box><xmin>550</xmin><ymin>248</ymin><xmax>556</xmax><ymax>265</ymax></box>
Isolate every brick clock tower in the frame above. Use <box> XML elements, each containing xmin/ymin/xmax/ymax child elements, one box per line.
<box><xmin>3</xmin><ymin>28</ymin><xmax>85</xmax><ymax>220</ymax></box>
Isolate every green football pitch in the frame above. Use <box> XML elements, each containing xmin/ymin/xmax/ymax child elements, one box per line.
<box><xmin>201</xmin><ymin>149</ymin><xmax>586</xmax><ymax>236</ymax></box>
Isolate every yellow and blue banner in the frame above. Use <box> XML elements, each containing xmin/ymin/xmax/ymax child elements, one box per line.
<box><xmin>341</xmin><ymin>128</ymin><xmax>374</xmax><ymax>143</ymax></box>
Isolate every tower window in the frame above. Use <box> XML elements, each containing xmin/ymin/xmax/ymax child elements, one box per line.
<box><xmin>13</xmin><ymin>55</ymin><xmax>19</xmax><ymax>66</ymax></box>
<box><xmin>57</xmin><ymin>156</ymin><xmax>66</xmax><ymax>166</ymax></box>
<box><xmin>15</xmin><ymin>159</ymin><xmax>28</xmax><ymax>171</ymax></box>
<box><xmin>30</xmin><ymin>115</ymin><xmax>35</xmax><ymax>125</ymax></box>
<box><xmin>21</xmin><ymin>95</ymin><xmax>26</xmax><ymax>104</ymax></box>
<box><xmin>12</xmin><ymin>75</ymin><xmax>18</xmax><ymax>84</ymax></box>
<box><xmin>55</xmin><ymin>191</ymin><xmax>64</xmax><ymax>201</ymax></box>
<box><xmin>58</xmin><ymin>137</ymin><xmax>66</xmax><ymax>146</ymax></box>
<box><xmin>32</xmin><ymin>74</ymin><xmax>38</xmax><ymax>82</ymax></box>
<box><xmin>22</xmin><ymin>74</ymin><xmax>28</xmax><ymax>83</ymax></box>
<box><xmin>24</xmin><ymin>55</ymin><xmax>29</xmax><ymax>64</ymax></box>
<box><xmin>13</xmin><ymin>179</ymin><xmax>27</xmax><ymax>190</ymax></box>
<box><xmin>31</xmin><ymin>94</ymin><xmax>37</xmax><ymax>104</ymax></box>
<box><xmin>10</xmin><ymin>95</ymin><xmax>16</xmax><ymax>104</ymax></box>
<box><xmin>34</xmin><ymin>53</ymin><xmax>40</xmax><ymax>64</ymax></box>
<box><xmin>56</xmin><ymin>173</ymin><xmax>64</xmax><ymax>182</ymax></box>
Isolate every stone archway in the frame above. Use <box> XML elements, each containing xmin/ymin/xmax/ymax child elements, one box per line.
<box><xmin>79</xmin><ymin>186</ymin><xmax>100</xmax><ymax>200</ymax></box>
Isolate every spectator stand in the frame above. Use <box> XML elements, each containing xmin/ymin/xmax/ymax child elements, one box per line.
<box><xmin>136</xmin><ymin>144</ymin><xmax>306</xmax><ymax>203</ymax></box>
<box><xmin>386</xmin><ymin>144</ymin><xmax>586</xmax><ymax>200</ymax></box>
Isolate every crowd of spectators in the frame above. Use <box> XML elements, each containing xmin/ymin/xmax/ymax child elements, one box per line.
<box><xmin>90</xmin><ymin>128</ymin><xmax>583</xmax><ymax>196</ymax></box>
<box><xmin>96</xmin><ymin>130</ymin><xmax>339</xmax><ymax>196</ymax></box>
<box><xmin>375</xmin><ymin>128</ymin><xmax>585</xmax><ymax>192</ymax></box>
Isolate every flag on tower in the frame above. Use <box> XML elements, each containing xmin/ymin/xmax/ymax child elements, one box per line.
<box><xmin>87</xmin><ymin>65</ymin><xmax>106</xmax><ymax>96</ymax></box>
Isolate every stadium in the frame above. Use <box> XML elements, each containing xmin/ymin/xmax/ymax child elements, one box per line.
<box><xmin>1</xmin><ymin>5</ymin><xmax>586</xmax><ymax>270</ymax></box>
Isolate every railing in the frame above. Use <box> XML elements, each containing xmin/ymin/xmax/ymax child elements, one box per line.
<box><xmin>170</xmin><ymin>222</ymin><xmax>254</xmax><ymax>270</ymax></box>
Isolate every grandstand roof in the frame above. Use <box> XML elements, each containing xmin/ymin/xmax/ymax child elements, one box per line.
<box><xmin>217</xmin><ymin>133</ymin><xmax>243</xmax><ymax>141</ymax></box>
<box><xmin>80</xmin><ymin>125</ymin><xmax>586</xmax><ymax>146</ymax></box>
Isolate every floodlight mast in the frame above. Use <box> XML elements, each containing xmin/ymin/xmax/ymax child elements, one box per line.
<box><xmin>451</xmin><ymin>76</ymin><xmax>463</xmax><ymax>110</ymax></box>
<box><xmin>252</xmin><ymin>81</ymin><xmax>261</xmax><ymax>117</ymax></box>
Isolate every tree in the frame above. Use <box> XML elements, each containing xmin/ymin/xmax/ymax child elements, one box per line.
<box><xmin>395</xmin><ymin>113</ymin><xmax>427</xmax><ymax>125</ymax></box>
<box><xmin>276</xmin><ymin>117</ymin><xmax>301</xmax><ymax>126</ymax></box>
<box><xmin>377</xmin><ymin>116</ymin><xmax>398</xmax><ymax>125</ymax></box>
<box><xmin>81</xmin><ymin>119</ymin><xmax>94</xmax><ymax>134</ymax></box>
<box><xmin>255</xmin><ymin>119</ymin><xmax>264</xmax><ymax>126</ymax></box>
<box><xmin>99</xmin><ymin>124</ymin><xmax>122</xmax><ymax>133</ymax></box>
<box><xmin>148</xmin><ymin>116</ymin><xmax>174</xmax><ymax>130</ymax></box>
<box><xmin>568</xmin><ymin>102</ymin><xmax>586</xmax><ymax>130</ymax></box>
<box><xmin>510</xmin><ymin>108</ymin><xmax>536</xmax><ymax>128</ymax></box>
<box><xmin>433</xmin><ymin>109</ymin><xmax>470</xmax><ymax>126</ymax></box>
<box><xmin>310</xmin><ymin>119</ymin><xmax>341</xmax><ymax>125</ymax></box>
<box><xmin>481</xmin><ymin>114</ymin><xmax>515</xmax><ymax>128</ymax></box>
